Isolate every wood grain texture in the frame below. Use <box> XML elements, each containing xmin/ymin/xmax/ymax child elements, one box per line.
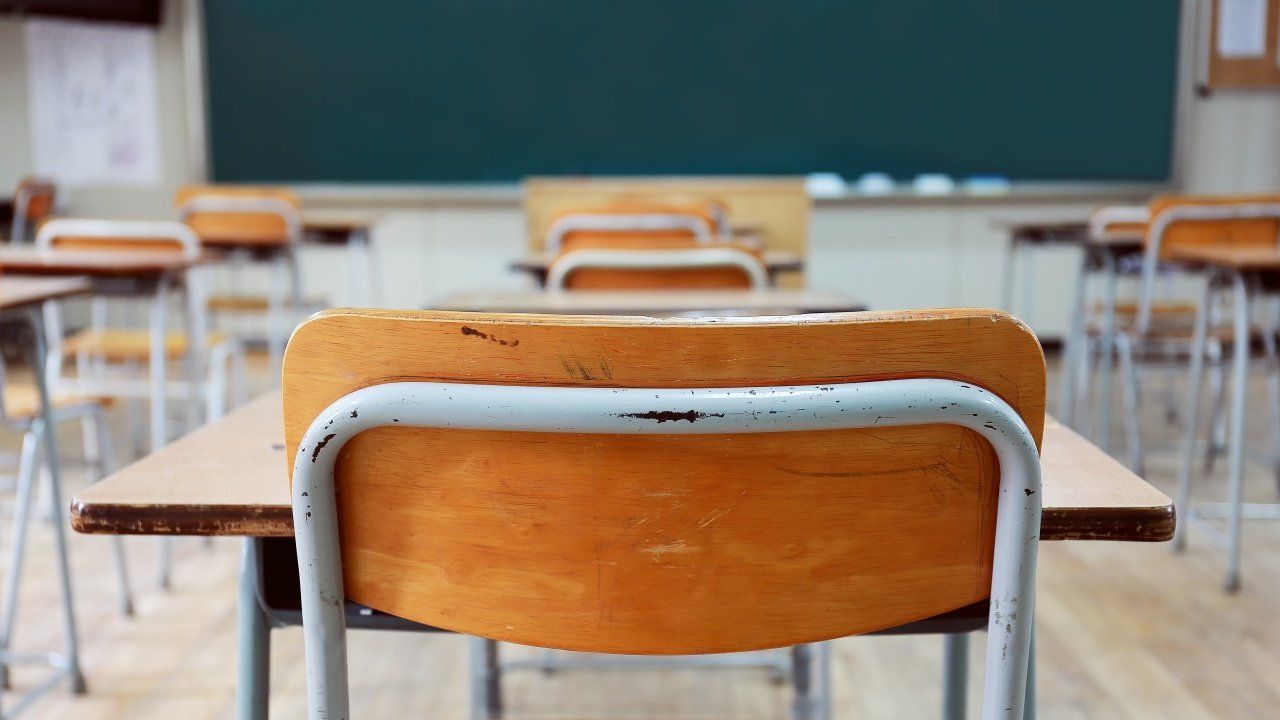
<box><xmin>175</xmin><ymin>185</ymin><xmax>300</xmax><ymax>247</ymax></box>
<box><xmin>273</xmin><ymin>309</ymin><xmax>1047</xmax><ymax>651</ymax></box>
<box><xmin>523</xmin><ymin>178</ymin><xmax>810</xmax><ymax>288</ymax></box>
<box><xmin>68</xmin><ymin>393</ymin><xmax>1172</xmax><ymax>543</ymax></box>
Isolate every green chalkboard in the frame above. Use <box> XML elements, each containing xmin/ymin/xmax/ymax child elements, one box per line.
<box><xmin>203</xmin><ymin>1</ymin><xmax>1181</xmax><ymax>183</ymax></box>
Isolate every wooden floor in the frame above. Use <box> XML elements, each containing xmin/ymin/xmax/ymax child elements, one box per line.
<box><xmin>2</xmin><ymin>357</ymin><xmax>1279</xmax><ymax>718</ymax></box>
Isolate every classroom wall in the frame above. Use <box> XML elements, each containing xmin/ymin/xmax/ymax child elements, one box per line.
<box><xmin>2</xmin><ymin>2</ymin><xmax>1279</xmax><ymax>340</ymax></box>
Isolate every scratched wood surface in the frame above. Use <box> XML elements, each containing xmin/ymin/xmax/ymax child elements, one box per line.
<box><xmin>68</xmin><ymin>391</ymin><xmax>1172</xmax><ymax>543</ymax></box>
<box><xmin>274</xmin><ymin>309</ymin><xmax>1051</xmax><ymax>652</ymax></box>
<box><xmin>175</xmin><ymin>185</ymin><xmax>300</xmax><ymax>247</ymax></box>
<box><xmin>34</xmin><ymin>356</ymin><xmax>1280</xmax><ymax>720</ymax></box>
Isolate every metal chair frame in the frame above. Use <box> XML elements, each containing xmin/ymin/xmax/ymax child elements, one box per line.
<box><xmin>546</xmin><ymin>246</ymin><xmax>769</xmax><ymax>290</ymax></box>
<box><xmin>545</xmin><ymin>212</ymin><xmax>714</xmax><ymax>255</ymax></box>
<box><xmin>290</xmin><ymin>378</ymin><xmax>1041</xmax><ymax>720</ymax></box>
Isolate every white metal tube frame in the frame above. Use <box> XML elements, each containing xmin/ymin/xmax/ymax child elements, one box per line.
<box><xmin>1087</xmin><ymin>205</ymin><xmax>1149</xmax><ymax>244</ymax></box>
<box><xmin>291</xmin><ymin>378</ymin><xmax>1042</xmax><ymax>720</ymax></box>
<box><xmin>545</xmin><ymin>213</ymin><xmax>713</xmax><ymax>255</ymax></box>
<box><xmin>546</xmin><ymin>247</ymin><xmax>769</xmax><ymax>290</ymax></box>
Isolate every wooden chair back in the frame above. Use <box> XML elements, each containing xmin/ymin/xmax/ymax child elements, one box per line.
<box><xmin>549</xmin><ymin>199</ymin><xmax>722</xmax><ymax>252</ymax></box>
<box><xmin>549</xmin><ymin>243</ymin><xmax>767</xmax><ymax>290</ymax></box>
<box><xmin>35</xmin><ymin>218</ymin><xmax>200</xmax><ymax>259</ymax></box>
<box><xmin>1147</xmin><ymin>193</ymin><xmax>1280</xmax><ymax>260</ymax></box>
<box><xmin>1088</xmin><ymin>205</ymin><xmax>1148</xmax><ymax>241</ymax></box>
<box><xmin>11</xmin><ymin>177</ymin><xmax>56</xmax><ymax>242</ymax></box>
<box><xmin>175</xmin><ymin>185</ymin><xmax>301</xmax><ymax>246</ymax></box>
<box><xmin>524</xmin><ymin>177</ymin><xmax>810</xmax><ymax>286</ymax></box>
<box><xmin>282</xmin><ymin>309</ymin><xmax>1044</xmax><ymax>654</ymax></box>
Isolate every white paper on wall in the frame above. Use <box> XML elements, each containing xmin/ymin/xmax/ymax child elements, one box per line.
<box><xmin>1217</xmin><ymin>0</ymin><xmax>1268</xmax><ymax>58</ymax></box>
<box><xmin>25</xmin><ymin>18</ymin><xmax>161</xmax><ymax>186</ymax></box>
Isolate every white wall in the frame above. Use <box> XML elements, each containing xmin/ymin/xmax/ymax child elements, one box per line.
<box><xmin>0</xmin><ymin>0</ymin><xmax>195</xmax><ymax>215</ymax></box>
<box><xmin>2</xmin><ymin>2</ymin><xmax>1279</xmax><ymax>340</ymax></box>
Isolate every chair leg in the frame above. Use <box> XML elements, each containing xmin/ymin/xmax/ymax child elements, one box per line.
<box><xmin>790</xmin><ymin>644</ymin><xmax>814</xmax><ymax>720</ymax></box>
<box><xmin>0</xmin><ymin>430</ymin><xmax>41</xmax><ymax>689</ymax></box>
<box><xmin>1261</xmin><ymin>300</ymin><xmax>1280</xmax><ymax>495</ymax></box>
<box><xmin>237</xmin><ymin>539</ymin><xmax>270</xmax><ymax>720</ymax></box>
<box><xmin>1175</xmin><ymin>281</ymin><xmax>1214</xmax><ymax>553</ymax></box>
<box><xmin>1204</xmin><ymin>341</ymin><xmax>1227</xmax><ymax>474</ymax></box>
<box><xmin>470</xmin><ymin>637</ymin><xmax>502</xmax><ymax>720</ymax></box>
<box><xmin>206</xmin><ymin>343</ymin><xmax>231</xmax><ymax>423</ymax></box>
<box><xmin>942</xmin><ymin>633</ymin><xmax>969</xmax><ymax>720</ymax></box>
<box><xmin>1116</xmin><ymin>335</ymin><xmax>1145</xmax><ymax>476</ymax></box>
<box><xmin>85</xmin><ymin>411</ymin><xmax>134</xmax><ymax>616</ymax></box>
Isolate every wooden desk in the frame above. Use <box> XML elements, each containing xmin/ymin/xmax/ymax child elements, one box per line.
<box><xmin>69</xmin><ymin>392</ymin><xmax>1174</xmax><ymax>542</ymax></box>
<box><xmin>0</xmin><ymin>275</ymin><xmax>92</xmax><ymax>308</ymax></box>
<box><xmin>0</xmin><ymin>246</ymin><xmax>206</xmax><ymax>503</ymax></box>
<box><xmin>0</xmin><ymin>273</ymin><xmax>93</xmax><ymax>696</ymax></box>
<box><xmin>512</xmin><ymin>249</ymin><xmax>804</xmax><ymax>287</ymax></box>
<box><xmin>434</xmin><ymin>288</ymin><xmax>858</xmax><ymax>316</ymax></box>
<box><xmin>0</xmin><ymin>246</ymin><xmax>204</xmax><ymax>278</ymax></box>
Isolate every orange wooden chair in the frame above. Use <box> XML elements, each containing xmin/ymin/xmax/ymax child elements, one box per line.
<box><xmin>280</xmin><ymin>308</ymin><xmax>1045</xmax><ymax>719</ymax></box>
<box><xmin>545</xmin><ymin>198</ymin><xmax>726</xmax><ymax>255</ymax></box>
<box><xmin>8</xmin><ymin>177</ymin><xmax>56</xmax><ymax>244</ymax></box>
<box><xmin>546</xmin><ymin>242</ymin><xmax>769</xmax><ymax>290</ymax></box>
<box><xmin>175</xmin><ymin>185</ymin><xmax>306</xmax><ymax>375</ymax></box>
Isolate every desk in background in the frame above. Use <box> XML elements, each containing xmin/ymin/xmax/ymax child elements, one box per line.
<box><xmin>434</xmin><ymin>288</ymin><xmax>857</xmax><ymax>316</ymax></box>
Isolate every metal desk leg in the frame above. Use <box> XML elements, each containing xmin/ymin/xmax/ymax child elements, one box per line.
<box><xmin>150</xmin><ymin>275</ymin><xmax>173</xmax><ymax>589</ymax></box>
<box><xmin>1174</xmin><ymin>276</ymin><xmax>1213</xmax><ymax>553</ymax></box>
<box><xmin>791</xmin><ymin>644</ymin><xmax>814</xmax><ymax>720</ymax></box>
<box><xmin>26</xmin><ymin>308</ymin><xmax>86</xmax><ymax>694</ymax></box>
<box><xmin>469</xmin><ymin>637</ymin><xmax>501</xmax><ymax>720</ymax></box>
<box><xmin>238</xmin><ymin>538</ymin><xmax>270</xmax><ymax>720</ymax></box>
<box><xmin>1096</xmin><ymin>250</ymin><xmax>1119</xmax><ymax>453</ymax></box>
<box><xmin>942</xmin><ymin>633</ymin><xmax>969</xmax><ymax>720</ymax></box>
<box><xmin>1224</xmin><ymin>270</ymin><xmax>1250</xmax><ymax>592</ymax></box>
<box><xmin>0</xmin><ymin>430</ymin><xmax>40</xmax><ymax>690</ymax></box>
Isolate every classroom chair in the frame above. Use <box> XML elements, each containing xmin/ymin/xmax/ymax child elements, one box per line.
<box><xmin>1109</xmin><ymin>195</ymin><xmax>1280</xmax><ymax>472</ymax></box>
<box><xmin>0</xmin><ymin>335</ymin><xmax>134</xmax><ymax>688</ymax></box>
<box><xmin>35</xmin><ymin>218</ymin><xmax>246</xmax><ymax>433</ymax></box>
<box><xmin>545</xmin><ymin>198</ymin><xmax>726</xmax><ymax>255</ymax></box>
<box><xmin>7</xmin><ymin>177</ymin><xmax>56</xmax><ymax>244</ymax></box>
<box><xmin>281</xmin><ymin>308</ymin><xmax>1044</xmax><ymax>720</ymax></box>
<box><xmin>547</xmin><ymin>244</ymin><xmax>769</xmax><ymax>290</ymax></box>
<box><xmin>175</xmin><ymin>185</ymin><xmax>306</xmax><ymax>377</ymax></box>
